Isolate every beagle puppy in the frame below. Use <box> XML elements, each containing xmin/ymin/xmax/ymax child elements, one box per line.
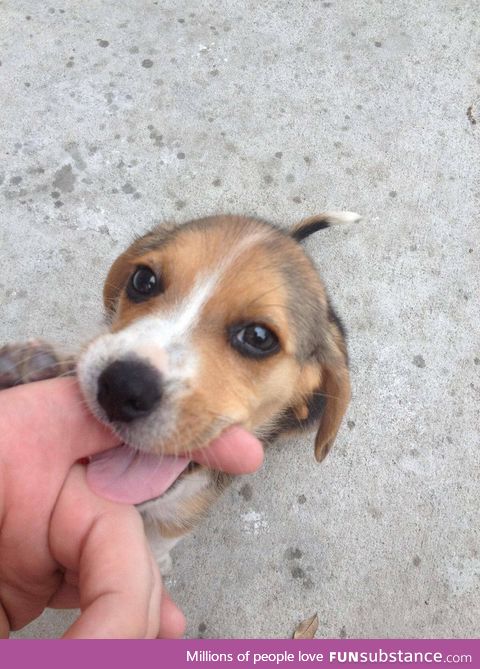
<box><xmin>0</xmin><ymin>211</ymin><xmax>357</xmax><ymax>573</ymax></box>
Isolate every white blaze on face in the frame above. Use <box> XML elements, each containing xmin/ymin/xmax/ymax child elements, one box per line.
<box><xmin>122</xmin><ymin>273</ymin><xmax>221</xmax><ymax>373</ymax></box>
<box><xmin>77</xmin><ymin>229</ymin><xmax>273</xmax><ymax>416</ymax></box>
<box><xmin>78</xmin><ymin>273</ymin><xmax>220</xmax><ymax>399</ymax></box>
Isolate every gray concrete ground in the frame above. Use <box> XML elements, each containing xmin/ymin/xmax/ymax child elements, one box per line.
<box><xmin>1</xmin><ymin>0</ymin><xmax>479</xmax><ymax>639</ymax></box>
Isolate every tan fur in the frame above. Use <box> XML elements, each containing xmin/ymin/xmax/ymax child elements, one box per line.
<box><xmin>102</xmin><ymin>223</ymin><xmax>303</xmax><ymax>455</ymax></box>
<box><xmin>92</xmin><ymin>214</ymin><xmax>352</xmax><ymax>541</ymax></box>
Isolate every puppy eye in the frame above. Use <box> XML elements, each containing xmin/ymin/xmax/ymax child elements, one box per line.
<box><xmin>229</xmin><ymin>323</ymin><xmax>280</xmax><ymax>358</ymax></box>
<box><xmin>126</xmin><ymin>266</ymin><xmax>161</xmax><ymax>302</ymax></box>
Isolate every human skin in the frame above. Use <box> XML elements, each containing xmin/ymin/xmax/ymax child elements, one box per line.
<box><xmin>0</xmin><ymin>378</ymin><xmax>263</xmax><ymax>638</ymax></box>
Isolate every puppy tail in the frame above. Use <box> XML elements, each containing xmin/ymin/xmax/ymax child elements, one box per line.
<box><xmin>291</xmin><ymin>211</ymin><xmax>362</xmax><ymax>242</ymax></box>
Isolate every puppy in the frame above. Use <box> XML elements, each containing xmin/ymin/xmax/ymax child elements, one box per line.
<box><xmin>0</xmin><ymin>211</ymin><xmax>357</xmax><ymax>573</ymax></box>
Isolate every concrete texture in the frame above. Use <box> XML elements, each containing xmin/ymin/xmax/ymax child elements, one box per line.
<box><xmin>1</xmin><ymin>0</ymin><xmax>479</xmax><ymax>639</ymax></box>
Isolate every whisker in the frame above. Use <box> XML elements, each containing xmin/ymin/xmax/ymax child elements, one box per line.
<box><xmin>308</xmin><ymin>391</ymin><xmax>341</xmax><ymax>401</ymax></box>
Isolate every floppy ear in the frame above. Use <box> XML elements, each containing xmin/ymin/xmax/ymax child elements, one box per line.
<box><xmin>313</xmin><ymin>355</ymin><xmax>351</xmax><ymax>462</ymax></box>
<box><xmin>276</xmin><ymin>339</ymin><xmax>351</xmax><ymax>462</ymax></box>
<box><xmin>281</xmin><ymin>303</ymin><xmax>351</xmax><ymax>462</ymax></box>
<box><xmin>291</xmin><ymin>210</ymin><xmax>361</xmax><ymax>242</ymax></box>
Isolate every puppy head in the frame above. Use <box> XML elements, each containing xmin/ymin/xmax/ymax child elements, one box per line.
<box><xmin>78</xmin><ymin>214</ymin><xmax>352</xmax><ymax>463</ymax></box>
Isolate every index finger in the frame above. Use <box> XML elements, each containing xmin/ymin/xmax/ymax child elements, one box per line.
<box><xmin>51</xmin><ymin>465</ymin><xmax>162</xmax><ymax>639</ymax></box>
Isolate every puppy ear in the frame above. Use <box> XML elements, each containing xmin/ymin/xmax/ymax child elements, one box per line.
<box><xmin>313</xmin><ymin>357</ymin><xmax>351</xmax><ymax>462</ymax></box>
<box><xmin>291</xmin><ymin>211</ymin><xmax>361</xmax><ymax>242</ymax></box>
<box><xmin>285</xmin><ymin>304</ymin><xmax>351</xmax><ymax>462</ymax></box>
<box><xmin>287</xmin><ymin>353</ymin><xmax>350</xmax><ymax>463</ymax></box>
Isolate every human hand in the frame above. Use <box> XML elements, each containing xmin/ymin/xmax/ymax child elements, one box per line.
<box><xmin>0</xmin><ymin>378</ymin><xmax>263</xmax><ymax>638</ymax></box>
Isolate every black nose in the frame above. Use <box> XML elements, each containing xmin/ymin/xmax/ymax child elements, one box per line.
<box><xmin>97</xmin><ymin>358</ymin><xmax>162</xmax><ymax>423</ymax></box>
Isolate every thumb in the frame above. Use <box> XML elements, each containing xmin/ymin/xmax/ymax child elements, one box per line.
<box><xmin>2</xmin><ymin>377</ymin><xmax>119</xmax><ymax>464</ymax></box>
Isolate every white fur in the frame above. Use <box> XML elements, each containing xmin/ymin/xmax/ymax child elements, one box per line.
<box><xmin>76</xmin><ymin>277</ymin><xmax>215</xmax><ymax>433</ymax></box>
<box><xmin>76</xmin><ymin>227</ymin><xmax>276</xmax><ymax>566</ymax></box>
<box><xmin>140</xmin><ymin>468</ymin><xmax>212</xmax><ymax>574</ymax></box>
<box><xmin>145</xmin><ymin>534</ymin><xmax>180</xmax><ymax>575</ymax></box>
<box><xmin>320</xmin><ymin>210</ymin><xmax>362</xmax><ymax>225</ymax></box>
<box><xmin>139</xmin><ymin>467</ymin><xmax>211</xmax><ymax>526</ymax></box>
<box><xmin>77</xmin><ymin>230</ymin><xmax>274</xmax><ymax>440</ymax></box>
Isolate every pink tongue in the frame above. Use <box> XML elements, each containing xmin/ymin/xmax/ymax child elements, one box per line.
<box><xmin>86</xmin><ymin>444</ymin><xmax>190</xmax><ymax>504</ymax></box>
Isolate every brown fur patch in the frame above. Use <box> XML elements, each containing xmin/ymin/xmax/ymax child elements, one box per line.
<box><xmin>92</xmin><ymin>214</ymin><xmax>351</xmax><ymax>537</ymax></box>
<box><xmin>100</xmin><ymin>215</ymin><xmax>350</xmax><ymax>456</ymax></box>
